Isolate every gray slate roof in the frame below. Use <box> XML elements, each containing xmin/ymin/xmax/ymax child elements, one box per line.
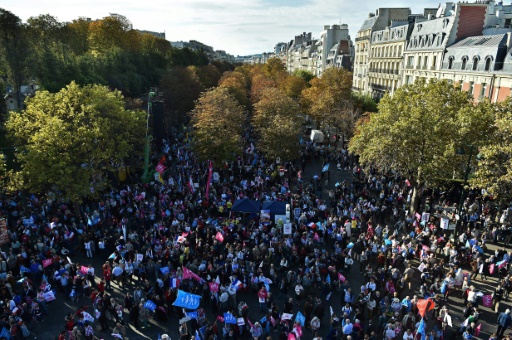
<box><xmin>449</xmin><ymin>34</ymin><xmax>506</xmax><ymax>48</ymax></box>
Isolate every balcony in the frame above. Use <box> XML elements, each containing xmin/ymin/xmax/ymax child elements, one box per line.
<box><xmin>405</xmin><ymin>65</ymin><xmax>414</xmax><ymax>69</ymax></box>
<box><xmin>355</xmin><ymin>36</ymin><xmax>370</xmax><ymax>42</ymax></box>
<box><xmin>352</xmin><ymin>86</ymin><xmax>362</xmax><ymax>91</ymax></box>
<box><xmin>370</xmin><ymin>83</ymin><xmax>392</xmax><ymax>92</ymax></box>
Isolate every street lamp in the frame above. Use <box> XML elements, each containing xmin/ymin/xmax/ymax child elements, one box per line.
<box><xmin>141</xmin><ymin>89</ymin><xmax>156</xmax><ymax>183</ymax></box>
<box><xmin>454</xmin><ymin>144</ymin><xmax>476</xmax><ymax>239</ymax></box>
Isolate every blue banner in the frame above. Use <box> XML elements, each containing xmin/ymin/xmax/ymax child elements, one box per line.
<box><xmin>224</xmin><ymin>312</ymin><xmax>237</xmax><ymax>324</ymax></box>
<box><xmin>173</xmin><ymin>290</ymin><xmax>201</xmax><ymax>310</ymax></box>
<box><xmin>160</xmin><ymin>267</ymin><xmax>169</xmax><ymax>275</ymax></box>
<box><xmin>144</xmin><ymin>300</ymin><xmax>157</xmax><ymax>311</ymax></box>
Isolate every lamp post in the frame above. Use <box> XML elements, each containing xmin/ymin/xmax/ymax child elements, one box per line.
<box><xmin>455</xmin><ymin>144</ymin><xmax>475</xmax><ymax>239</ymax></box>
<box><xmin>141</xmin><ymin>89</ymin><xmax>156</xmax><ymax>183</ymax></box>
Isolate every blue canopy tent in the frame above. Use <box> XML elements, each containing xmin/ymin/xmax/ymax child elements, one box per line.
<box><xmin>262</xmin><ymin>201</ymin><xmax>287</xmax><ymax>215</ymax></box>
<box><xmin>262</xmin><ymin>200</ymin><xmax>288</xmax><ymax>223</ymax></box>
<box><xmin>230</xmin><ymin>198</ymin><xmax>261</xmax><ymax>213</ymax></box>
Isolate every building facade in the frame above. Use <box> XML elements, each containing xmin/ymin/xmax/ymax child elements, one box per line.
<box><xmin>353</xmin><ymin>8</ymin><xmax>411</xmax><ymax>93</ymax></box>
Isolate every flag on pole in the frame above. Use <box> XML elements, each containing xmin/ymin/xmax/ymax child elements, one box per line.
<box><xmin>295</xmin><ymin>311</ymin><xmax>305</xmax><ymax>326</ymax></box>
<box><xmin>322</xmin><ymin>164</ymin><xmax>330</xmax><ymax>173</ymax></box>
<box><xmin>417</xmin><ymin>318</ymin><xmax>426</xmax><ymax>340</ymax></box>
<box><xmin>188</xmin><ymin>176</ymin><xmax>195</xmax><ymax>194</ymax></box>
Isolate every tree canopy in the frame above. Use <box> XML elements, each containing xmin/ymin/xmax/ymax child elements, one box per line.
<box><xmin>252</xmin><ymin>88</ymin><xmax>301</xmax><ymax>161</ymax></box>
<box><xmin>349</xmin><ymin>78</ymin><xmax>493</xmax><ymax>210</ymax></box>
<box><xmin>5</xmin><ymin>82</ymin><xmax>145</xmax><ymax>201</ymax></box>
<box><xmin>471</xmin><ymin>98</ymin><xmax>512</xmax><ymax>197</ymax></box>
<box><xmin>191</xmin><ymin>87</ymin><xmax>245</xmax><ymax>164</ymax></box>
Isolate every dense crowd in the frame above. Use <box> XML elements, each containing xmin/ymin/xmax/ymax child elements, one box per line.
<box><xmin>0</xmin><ymin>131</ymin><xmax>511</xmax><ymax>340</ymax></box>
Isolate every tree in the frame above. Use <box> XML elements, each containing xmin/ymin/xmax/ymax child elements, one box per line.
<box><xmin>349</xmin><ymin>78</ymin><xmax>492</xmax><ymax>212</ymax></box>
<box><xmin>301</xmin><ymin>67</ymin><xmax>357</xmax><ymax>142</ymax></box>
<box><xmin>292</xmin><ymin>69</ymin><xmax>315</xmax><ymax>84</ymax></box>
<box><xmin>471</xmin><ymin>98</ymin><xmax>512</xmax><ymax>197</ymax></box>
<box><xmin>5</xmin><ymin>82</ymin><xmax>145</xmax><ymax>201</ymax></box>
<box><xmin>218</xmin><ymin>71</ymin><xmax>250</xmax><ymax>109</ymax></box>
<box><xmin>0</xmin><ymin>9</ymin><xmax>31</xmax><ymax>108</ymax></box>
<box><xmin>279</xmin><ymin>75</ymin><xmax>307</xmax><ymax>100</ymax></box>
<box><xmin>191</xmin><ymin>87</ymin><xmax>245</xmax><ymax>164</ymax></box>
<box><xmin>159</xmin><ymin>66</ymin><xmax>204</xmax><ymax>126</ymax></box>
<box><xmin>253</xmin><ymin>88</ymin><xmax>301</xmax><ymax>161</ymax></box>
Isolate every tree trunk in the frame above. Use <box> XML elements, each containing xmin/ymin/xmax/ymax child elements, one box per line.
<box><xmin>410</xmin><ymin>186</ymin><xmax>420</xmax><ymax>214</ymax></box>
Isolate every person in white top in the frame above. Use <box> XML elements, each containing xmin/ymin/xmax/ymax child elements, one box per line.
<box><xmin>403</xmin><ymin>329</ymin><xmax>414</xmax><ymax>340</ymax></box>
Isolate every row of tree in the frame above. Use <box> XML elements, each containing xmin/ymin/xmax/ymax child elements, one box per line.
<box><xmin>190</xmin><ymin>58</ymin><xmax>376</xmax><ymax>165</ymax></box>
<box><xmin>0</xmin><ymin>9</ymin><xmax>229</xmax><ymax>109</ymax></box>
<box><xmin>349</xmin><ymin>78</ymin><xmax>512</xmax><ymax>207</ymax></box>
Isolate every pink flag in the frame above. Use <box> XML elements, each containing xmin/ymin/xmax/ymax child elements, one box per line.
<box><xmin>209</xmin><ymin>282</ymin><xmax>219</xmax><ymax>292</ymax></box>
<box><xmin>80</xmin><ymin>266</ymin><xmax>89</xmax><ymax>275</ymax></box>
<box><xmin>215</xmin><ymin>232</ymin><xmax>224</xmax><ymax>243</ymax></box>
<box><xmin>182</xmin><ymin>267</ymin><xmax>203</xmax><ymax>283</ymax></box>
<box><xmin>216</xmin><ymin>315</ymin><xmax>224</xmax><ymax>322</ymax></box>
<box><xmin>415</xmin><ymin>212</ymin><xmax>421</xmax><ymax>220</ymax></box>
<box><xmin>475</xmin><ymin>324</ymin><xmax>481</xmax><ymax>337</ymax></box>
<box><xmin>206</xmin><ymin>161</ymin><xmax>213</xmax><ymax>202</ymax></box>
<box><xmin>482</xmin><ymin>295</ymin><xmax>493</xmax><ymax>308</ymax></box>
<box><xmin>405</xmin><ymin>179</ymin><xmax>411</xmax><ymax>187</ymax></box>
<box><xmin>338</xmin><ymin>273</ymin><xmax>346</xmax><ymax>282</ymax></box>
<box><xmin>155</xmin><ymin>163</ymin><xmax>166</xmax><ymax>174</ymax></box>
<box><xmin>42</xmin><ymin>259</ymin><xmax>53</xmax><ymax>268</ymax></box>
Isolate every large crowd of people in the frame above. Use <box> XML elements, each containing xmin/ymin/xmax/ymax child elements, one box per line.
<box><xmin>0</xmin><ymin>130</ymin><xmax>511</xmax><ymax>340</ymax></box>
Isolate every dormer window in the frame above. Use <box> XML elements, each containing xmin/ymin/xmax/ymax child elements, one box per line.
<box><xmin>461</xmin><ymin>56</ymin><xmax>468</xmax><ymax>70</ymax></box>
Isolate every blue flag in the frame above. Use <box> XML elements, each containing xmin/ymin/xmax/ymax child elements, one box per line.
<box><xmin>160</xmin><ymin>267</ymin><xmax>170</xmax><ymax>275</ymax></box>
<box><xmin>0</xmin><ymin>327</ymin><xmax>10</xmax><ymax>339</ymax></box>
<box><xmin>326</xmin><ymin>274</ymin><xmax>331</xmax><ymax>284</ymax></box>
<box><xmin>260</xmin><ymin>316</ymin><xmax>267</xmax><ymax>324</ymax></box>
<box><xmin>186</xmin><ymin>311</ymin><xmax>198</xmax><ymax>319</ymax></box>
<box><xmin>144</xmin><ymin>300</ymin><xmax>157</xmax><ymax>311</ymax></box>
<box><xmin>224</xmin><ymin>312</ymin><xmax>237</xmax><ymax>324</ymax></box>
<box><xmin>322</xmin><ymin>164</ymin><xmax>330</xmax><ymax>173</ymax></box>
<box><xmin>418</xmin><ymin>318</ymin><xmax>426</xmax><ymax>340</ymax></box>
<box><xmin>173</xmin><ymin>290</ymin><xmax>201</xmax><ymax>310</ymax></box>
<box><xmin>295</xmin><ymin>311</ymin><xmax>306</xmax><ymax>326</ymax></box>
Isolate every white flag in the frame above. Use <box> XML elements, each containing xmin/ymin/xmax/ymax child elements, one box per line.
<box><xmin>83</xmin><ymin>311</ymin><xmax>94</xmax><ymax>322</ymax></box>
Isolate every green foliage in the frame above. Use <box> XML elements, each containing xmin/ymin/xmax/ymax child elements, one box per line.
<box><xmin>352</xmin><ymin>93</ymin><xmax>378</xmax><ymax>113</ymax></box>
<box><xmin>0</xmin><ymin>9</ymin><xmax>230</xmax><ymax>97</ymax></box>
<box><xmin>471</xmin><ymin>98</ymin><xmax>512</xmax><ymax>197</ymax></box>
<box><xmin>292</xmin><ymin>69</ymin><xmax>315</xmax><ymax>84</ymax></box>
<box><xmin>5</xmin><ymin>82</ymin><xmax>145</xmax><ymax>201</ymax></box>
<box><xmin>349</xmin><ymin>78</ymin><xmax>490</xmax><ymax>190</ymax></box>
<box><xmin>191</xmin><ymin>87</ymin><xmax>245</xmax><ymax>164</ymax></box>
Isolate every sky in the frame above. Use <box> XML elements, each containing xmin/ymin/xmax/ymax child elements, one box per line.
<box><xmin>3</xmin><ymin>0</ymin><xmax>436</xmax><ymax>56</ymax></box>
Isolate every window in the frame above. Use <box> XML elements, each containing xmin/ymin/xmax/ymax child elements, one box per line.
<box><xmin>505</xmin><ymin>18</ymin><xmax>511</xmax><ymax>29</ymax></box>
<box><xmin>417</xmin><ymin>56</ymin><xmax>422</xmax><ymax>68</ymax></box>
<box><xmin>424</xmin><ymin>56</ymin><xmax>429</xmax><ymax>68</ymax></box>
<box><xmin>485</xmin><ymin>57</ymin><xmax>492</xmax><ymax>71</ymax></box>
<box><xmin>405</xmin><ymin>75</ymin><xmax>411</xmax><ymax>85</ymax></box>
<box><xmin>480</xmin><ymin>83</ymin><xmax>487</xmax><ymax>100</ymax></box>
<box><xmin>408</xmin><ymin>56</ymin><xmax>414</xmax><ymax>67</ymax></box>
<box><xmin>448</xmin><ymin>57</ymin><xmax>454</xmax><ymax>69</ymax></box>
<box><xmin>469</xmin><ymin>81</ymin><xmax>474</xmax><ymax>95</ymax></box>
<box><xmin>461</xmin><ymin>57</ymin><xmax>468</xmax><ymax>70</ymax></box>
<box><xmin>433</xmin><ymin>55</ymin><xmax>437</xmax><ymax>69</ymax></box>
<box><xmin>473</xmin><ymin>57</ymin><xmax>479</xmax><ymax>71</ymax></box>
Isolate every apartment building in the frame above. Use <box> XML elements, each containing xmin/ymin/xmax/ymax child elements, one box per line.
<box><xmin>353</xmin><ymin>8</ymin><xmax>411</xmax><ymax>93</ymax></box>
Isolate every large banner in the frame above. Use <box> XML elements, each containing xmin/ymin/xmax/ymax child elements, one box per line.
<box><xmin>0</xmin><ymin>219</ymin><xmax>9</xmax><ymax>246</ymax></box>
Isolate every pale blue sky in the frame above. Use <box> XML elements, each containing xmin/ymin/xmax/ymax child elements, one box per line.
<box><xmin>2</xmin><ymin>0</ymin><xmax>434</xmax><ymax>56</ymax></box>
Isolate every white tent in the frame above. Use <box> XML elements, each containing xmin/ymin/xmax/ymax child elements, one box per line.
<box><xmin>310</xmin><ymin>129</ymin><xmax>324</xmax><ymax>142</ymax></box>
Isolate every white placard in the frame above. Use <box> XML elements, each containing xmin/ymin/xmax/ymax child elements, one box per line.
<box><xmin>283</xmin><ymin>223</ymin><xmax>292</xmax><ymax>235</ymax></box>
<box><xmin>440</xmin><ymin>218</ymin><xmax>449</xmax><ymax>230</ymax></box>
<box><xmin>421</xmin><ymin>213</ymin><xmax>430</xmax><ymax>222</ymax></box>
